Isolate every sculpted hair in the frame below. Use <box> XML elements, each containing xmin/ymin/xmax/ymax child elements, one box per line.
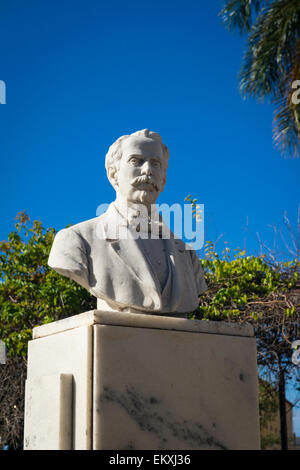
<box><xmin>105</xmin><ymin>129</ymin><xmax>169</xmax><ymax>178</ymax></box>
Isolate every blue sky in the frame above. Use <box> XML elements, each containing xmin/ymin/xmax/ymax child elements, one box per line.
<box><xmin>0</xmin><ymin>1</ymin><xmax>299</xmax><ymax>434</ymax></box>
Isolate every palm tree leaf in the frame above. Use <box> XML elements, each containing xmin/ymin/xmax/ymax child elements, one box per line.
<box><xmin>221</xmin><ymin>0</ymin><xmax>300</xmax><ymax>156</ymax></box>
<box><xmin>239</xmin><ymin>0</ymin><xmax>300</xmax><ymax>99</ymax></box>
<box><xmin>220</xmin><ymin>0</ymin><xmax>267</xmax><ymax>34</ymax></box>
<box><xmin>273</xmin><ymin>41</ymin><xmax>300</xmax><ymax>157</ymax></box>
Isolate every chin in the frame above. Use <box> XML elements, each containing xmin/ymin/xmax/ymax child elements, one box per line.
<box><xmin>135</xmin><ymin>190</ymin><xmax>157</xmax><ymax>205</ymax></box>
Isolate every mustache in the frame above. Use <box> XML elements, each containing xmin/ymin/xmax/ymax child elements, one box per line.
<box><xmin>131</xmin><ymin>175</ymin><xmax>159</xmax><ymax>192</ymax></box>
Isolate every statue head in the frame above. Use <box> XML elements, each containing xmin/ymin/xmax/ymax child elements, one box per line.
<box><xmin>105</xmin><ymin>129</ymin><xmax>169</xmax><ymax>207</ymax></box>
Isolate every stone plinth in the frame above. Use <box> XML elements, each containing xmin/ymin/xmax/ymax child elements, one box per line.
<box><xmin>24</xmin><ymin>311</ymin><xmax>260</xmax><ymax>450</ymax></box>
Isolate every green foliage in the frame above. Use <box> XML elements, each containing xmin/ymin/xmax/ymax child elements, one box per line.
<box><xmin>259</xmin><ymin>379</ymin><xmax>281</xmax><ymax>449</ymax></box>
<box><xmin>0</xmin><ymin>212</ymin><xmax>96</xmax><ymax>357</ymax></box>
<box><xmin>259</xmin><ymin>379</ymin><xmax>279</xmax><ymax>427</ymax></box>
<box><xmin>2</xmin><ymin>209</ymin><xmax>299</xmax><ymax>360</ymax></box>
<box><xmin>1</xmin><ymin>210</ymin><xmax>299</xmax><ymax>449</ymax></box>
<box><xmin>189</xmin><ymin>240</ymin><xmax>299</xmax><ymax>322</ymax></box>
<box><xmin>260</xmin><ymin>433</ymin><xmax>281</xmax><ymax>450</ymax></box>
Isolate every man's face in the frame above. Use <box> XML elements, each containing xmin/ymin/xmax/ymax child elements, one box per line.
<box><xmin>114</xmin><ymin>136</ymin><xmax>166</xmax><ymax>206</ymax></box>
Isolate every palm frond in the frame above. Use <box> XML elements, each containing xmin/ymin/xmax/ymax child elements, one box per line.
<box><xmin>221</xmin><ymin>0</ymin><xmax>300</xmax><ymax>157</ymax></box>
<box><xmin>220</xmin><ymin>0</ymin><xmax>267</xmax><ymax>34</ymax></box>
<box><xmin>239</xmin><ymin>0</ymin><xmax>300</xmax><ymax>99</ymax></box>
<box><xmin>273</xmin><ymin>42</ymin><xmax>300</xmax><ymax>158</ymax></box>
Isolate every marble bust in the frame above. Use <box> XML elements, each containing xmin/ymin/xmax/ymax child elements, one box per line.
<box><xmin>48</xmin><ymin>129</ymin><xmax>207</xmax><ymax>315</ymax></box>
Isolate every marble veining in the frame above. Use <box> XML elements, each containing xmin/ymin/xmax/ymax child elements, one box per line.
<box><xmin>99</xmin><ymin>385</ymin><xmax>226</xmax><ymax>450</ymax></box>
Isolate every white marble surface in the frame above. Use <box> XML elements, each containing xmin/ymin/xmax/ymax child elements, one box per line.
<box><xmin>93</xmin><ymin>323</ymin><xmax>260</xmax><ymax>450</ymax></box>
<box><xmin>26</xmin><ymin>325</ymin><xmax>93</xmax><ymax>450</ymax></box>
<box><xmin>32</xmin><ymin>309</ymin><xmax>254</xmax><ymax>339</ymax></box>
<box><xmin>48</xmin><ymin>129</ymin><xmax>207</xmax><ymax>314</ymax></box>
<box><xmin>25</xmin><ymin>311</ymin><xmax>260</xmax><ymax>450</ymax></box>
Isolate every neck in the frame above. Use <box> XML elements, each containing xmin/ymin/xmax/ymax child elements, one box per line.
<box><xmin>114</xmin><ymin>195</ymin><xmax>153</xmax><ymax>216</ymax></box>
<box><xmin>113</xmin><ymin>195</ymin><xmax>167</xmax><ymax>238</ymax></box>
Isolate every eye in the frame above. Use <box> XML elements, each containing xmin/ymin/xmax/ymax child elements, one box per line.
<box><xmin>152</xmin><ymin>160</ymin><xmax>161</xmax><ymax>168</ymax></box>
<box><xmin>129</xmin><ymin>157</ymin><xmax>141</xmax><ymax>166</ymax></box>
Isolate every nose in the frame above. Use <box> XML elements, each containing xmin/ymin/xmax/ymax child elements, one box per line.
<box><xmin>141</xmin><ymin>161</ymin><xmax>152</xmax><ymax>175</ymax></box>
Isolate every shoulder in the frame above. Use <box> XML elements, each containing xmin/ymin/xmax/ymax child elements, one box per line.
<box><xmin>54</xmin><ymin>216</ymin><xmax>105</xmax><ymax>244</ymax></box>
<box><xmin>69</xmin><ymin>215</ymin><xmax>102</xmax><ymax>234</ymax></box>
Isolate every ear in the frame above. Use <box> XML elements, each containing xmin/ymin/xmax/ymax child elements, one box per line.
<box><xmin>108</xmin><ymin>167</ymin><xmax>118</xmax><ymax>189</ymax></box>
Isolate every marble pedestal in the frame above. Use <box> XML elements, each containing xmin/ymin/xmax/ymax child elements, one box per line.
<box><xmin>24</xmin><ymin>310</ymin><xmax>260</xmax><ymax>450</ymax></box>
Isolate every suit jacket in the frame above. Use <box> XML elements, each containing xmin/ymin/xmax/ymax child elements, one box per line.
<box><xmin>48</xmin><ymin>203</ymin><xmax>207</xmax><ymax>314</ymax></box>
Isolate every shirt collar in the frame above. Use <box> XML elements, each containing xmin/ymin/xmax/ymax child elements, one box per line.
<box><xmin>112</xmin><ymin>201</ymin><xmax>167</xmax><ymax>237</ymax></box>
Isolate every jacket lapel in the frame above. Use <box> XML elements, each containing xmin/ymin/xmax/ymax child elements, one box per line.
<box><xmin>161</xmin><ymin>236</ymin><xmax>189</xmax><ymax>311</ymax></box>
<box><xmin>109</xmin><ymin>237</ymin><xmax>160</xmax><ymax>294</ymax></box>
<box><xmin>99</xmin><ymin>204</ymin><xmax>162</xmax><ymax>309</ymax></box>
<box><xmin>98</xmin><ymin>203</ymin><xmax>195</xmax><ymax>313</ymax></box>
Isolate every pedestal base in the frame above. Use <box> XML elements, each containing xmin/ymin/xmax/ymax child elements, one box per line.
<box><xmin>24</xmin><ymin>311</ymin><xmax>260</xmax><ymax>450</ymax></box>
